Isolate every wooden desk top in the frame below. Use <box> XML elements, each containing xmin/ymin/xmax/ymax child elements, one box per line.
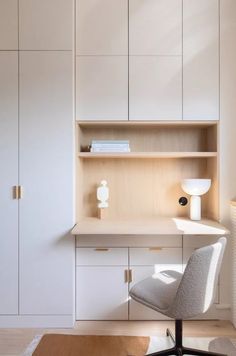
<box><xmin>71</xmin><ymin>217</ymin><xmax>229</xmax><ymax>236</ymax></box>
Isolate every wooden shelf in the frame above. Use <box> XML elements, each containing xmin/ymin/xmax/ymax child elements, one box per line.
<box><xmin>71</xmin><ymin>217</ymin><xmax>229</xmax><ymax>236</ymax></box>
<box><xmin>77</xmin><ymin>120</ymin><xmax>218</xmax><ymax>128</ymax></box>
<box><xmin>78</xmin><ymin>152</ymin><xmax>217</xmax><ymax>159</ymax></box>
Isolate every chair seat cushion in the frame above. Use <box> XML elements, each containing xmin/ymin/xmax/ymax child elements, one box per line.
<box><xmin>130</xmin><ymin>270</ymin><xmax>182</xmax><ymax>316</ymax></box>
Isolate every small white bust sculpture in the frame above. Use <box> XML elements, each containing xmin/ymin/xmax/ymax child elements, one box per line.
<box><xmin>97</xmin><ymin>180</ymin><xmax>109</xmax><ymax>209</ymax></box>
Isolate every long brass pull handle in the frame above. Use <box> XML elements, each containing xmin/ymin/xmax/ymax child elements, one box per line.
<box><xmin>149</xmin><ymin>247</ymin><xmax>163</xmax><ymax>251</ymax></box>
<box><xmin>94</xmin><ymin>248</ymin><xmax>109</xmax><ymax>252</ymax></box>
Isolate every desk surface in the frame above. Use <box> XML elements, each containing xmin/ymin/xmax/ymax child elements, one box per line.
<box><xmin>71</xmin><ymin>217</ymin><xmax>229</xmax><ymax>236</ymax></box>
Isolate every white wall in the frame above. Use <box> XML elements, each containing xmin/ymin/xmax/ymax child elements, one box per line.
<box><xmin>219</xmin><ymin>0</ymin><xmax>236</xmax><ymax>316</ymax></box>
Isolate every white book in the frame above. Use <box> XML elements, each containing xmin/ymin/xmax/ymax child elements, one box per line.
<box><xmin>91</xmin><ymin>147</ymin><xmax>130</xmax><ymax>153</ymax></box>
<box><xmin>92</xmin><ymin>140</ymin><xmax>130</xmax><ymax>145</ymax></box>
<box><xmin>92</xmin><ymin>144</ymin><xmax>130</xmax><ymax>149</ymax></box>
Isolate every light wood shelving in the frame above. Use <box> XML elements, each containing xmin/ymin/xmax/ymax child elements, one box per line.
<box><xmin>78</xmin><ymin>152</ymin><xmax>217</xmax><ymax>159</ymax></box>
<box><xmin>75</xmin><ymin>121</ymin><xmax>219</xmax><ymax>226</ymax></box>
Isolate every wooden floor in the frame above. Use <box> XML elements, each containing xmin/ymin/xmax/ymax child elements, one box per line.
<box><xmin>1</xmin><ymin>320</ymin><xmax>236</xmax><ymax>356</ymax></box>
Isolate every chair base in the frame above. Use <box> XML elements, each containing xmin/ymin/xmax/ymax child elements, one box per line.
<box><xmin>146</xmin><ymin>320</ymin><xmax>227</xmax><ymax>356</ymax></box>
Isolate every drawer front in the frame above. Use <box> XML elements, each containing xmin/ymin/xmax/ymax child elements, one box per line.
<box><xmin>76</xmin><ymin>247</ymin><xmax>128</xmax><ymax>266</ymax></box>
<box><xmin>130</xmin><ymin>247</ymin><xmax>182</xmax><ymax>269</ymax></box>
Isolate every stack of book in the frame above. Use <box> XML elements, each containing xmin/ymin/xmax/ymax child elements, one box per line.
<box><xmin>90</xmin><ymin>140</ymin><xmax>130</xmax><ymax>153</ymax></box>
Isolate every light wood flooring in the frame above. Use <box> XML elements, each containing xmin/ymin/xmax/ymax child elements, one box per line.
<box><xmin>1</xmin><ymin>320</ymin><xmax>236</xmax><ymax>356</ymax></box>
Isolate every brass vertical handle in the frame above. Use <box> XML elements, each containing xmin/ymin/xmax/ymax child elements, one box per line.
<box><xmin>13</xmin><ymin>186</ymin><xmax>23</xmax><ymax>200</ymax></box>
<box><xmin>129</xmin><ymin>269</ymin><xmax>133</xmax><ymax>283</ymax></box>
<box><xmin>125</xmin><ymin>269</ymin><xmax>129</xmax><ymax>283</ymax></box>
<box><xmin>125</xmin><ymin>269</ymin><xmax>133</xmax><ymax>283</ymax></box>
<box><xmin>13</xmin><ymin>186</ymin><xmax>19</xmax><ymax>199</ymax></box>
<box><xmin>19</xmin><ymin>186</ymin><xmax>23</xmax><ymax>199</ymax></box>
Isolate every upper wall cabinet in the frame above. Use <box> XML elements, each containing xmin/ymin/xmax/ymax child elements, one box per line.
<box><xmin>76</xmin><ymin>56</ymin><xmax>128</xmax><ymax>120</ymax></box>
<box><xmin>129</xmin><ymin>56</ymin><xmax>182</xmax><ymax>120</ymax></box>
<box><xmin>19</xmin><ymin>0</ymin><xmax>73</xmax><ymax>50</ymax></box>
<box><xmin>0</xmin><ymin>52</ymin><xmax>18</xmax><ymax>314</ymax></box>
<box><xmin>183</xmin><ymin>0</ymin><xmax>219</xmax><ymax>120</ymax></box>
<box><xmin>129</xmin><ymin>0</ymin><xmax>182</xmax><ymax>55</ymax></box>
<box><xmin>0</xmin><ymin>0</ymin><xmax>18</xmax><ymax>49</ymax></box>
<box><xmin>76</xmin><ymin>0</ymin><xmax>128</xmax><ymax>55</ymax></box>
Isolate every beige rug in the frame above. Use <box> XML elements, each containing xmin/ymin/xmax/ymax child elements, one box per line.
<box><xmin>23</xmin><ymin>334</ymin><xmax>236</xmax><ymax>356</ymax></box>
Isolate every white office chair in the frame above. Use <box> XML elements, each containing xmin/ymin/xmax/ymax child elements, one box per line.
<box><xmin>130</xmin><ymin>237</ymin><xmax>227</xmax><ymax>356</ymax></box>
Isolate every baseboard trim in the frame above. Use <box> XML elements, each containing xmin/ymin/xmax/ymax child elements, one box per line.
<box><xmin>0</xmin><ymin>315</ymin><xmax>75</xmax><ymax>328</ymax></box>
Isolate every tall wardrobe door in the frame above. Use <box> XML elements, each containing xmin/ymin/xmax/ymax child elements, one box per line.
<box><xmin>0</xmin><ymin>52</ymin><xmax>18</xmax><ymax>314</ymax></box>
<box><xmin>19</xmin><ymin>52</ymin><xmax>74</xmax><ymax>315</ymax></box>
<box><xmin>183</xmin><ymin>0</ymin><xmax>219</xmax><ymax>120</ymax></box>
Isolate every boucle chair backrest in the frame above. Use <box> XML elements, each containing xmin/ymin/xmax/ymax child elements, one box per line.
<box><xmin>168</xmin><ymin>237</ymin><xmax>227</xmax><ymax>320</ymax></box>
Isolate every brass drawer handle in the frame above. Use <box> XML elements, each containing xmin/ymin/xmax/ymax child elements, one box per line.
<box><xmin>94</xmin><ymin>248</ymin><xmax>109</xmax><ymax>252</ymax></box>
<box><xmin>149</xmin><ymin>247</ymin><xmax>163</xmax><ymax>251</ymax></box>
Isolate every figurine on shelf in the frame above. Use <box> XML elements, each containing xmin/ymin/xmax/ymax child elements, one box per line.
<box><xmin>97</xmin><ymin>180</ymin><xmax>109</xmax><ymax>219</ymax></box>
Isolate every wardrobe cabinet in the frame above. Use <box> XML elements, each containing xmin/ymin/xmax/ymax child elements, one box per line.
<box><xmin>76</xmin><ymin>56</ymin><xmax>128</xmax><ymax>120</ymax></box>
<box><xmin>76</xmin><ymin>0</ymin><xmax>219</xmax><ymax>122</ymax></box>
<box><xmin>0</xmin><ymin>0</ymin><xmax>18</xmax><ymax>50</ymax></box>
<box><xmin>129</xmin><ymin>0</ymin><xmax>182</xmax><ymax>56</ymax></box>
<box><xmin>0</xmin><ymin>52</ymin><xmax>18</xmax><ymax>314</ymax></box>
<box><xmin>19</xmin><ymin>0</ymin><xmax>73</xmax><ymax>50</ymax></box>
<box><xmin>76</xmin><ymin>0</ymin><xmax>128</xmax><ymax>55</ymax></box>
<box><xmin>19</xmin><ymin>52</ymin><xmax>74</xmax><ymax>315</ymax></box>
<box><xmin>183</xmin><ymin>0</ymin><xmax>219</xmax><ymax>120</ymax></box>
<box><xmin>129</xmin><ymin>56</ymin><xmax>182</xmax><ymax>120</ymax></box>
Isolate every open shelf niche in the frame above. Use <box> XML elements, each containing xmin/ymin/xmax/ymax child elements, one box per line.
<box><xmin>76</xmin><ymin>121</ymin><xmax>219</xmax><ymax>223</ymax></box>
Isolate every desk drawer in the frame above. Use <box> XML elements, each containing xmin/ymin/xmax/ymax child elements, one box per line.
<box><xmin>76</xmin><ymin>247</ymin><xmax>128</xmax><ymax>266</ymax></box>
<box><xmin>130</xmin><ymin>247</ymin><xmax>182</xmax><ymax>272</ymax></box>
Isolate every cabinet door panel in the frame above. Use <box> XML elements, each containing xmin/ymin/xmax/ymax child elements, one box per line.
<box><xmin>76</xmin><ymin>0</ymin><xmax>128</xmax><ymax>55</ymax></box>
<box><xmin>129</xmin><ymin>267</ymin><xmax>169</xmax><ymax>320</ymax></box>
<box><xmin>129</xmin><ymin>247</ymin><xmax>182</xmax><ymax>320</ymax></box>
<box><xmin>0</xmin><ymin>52</ymin><xmax>18</xmax><ymax>314</ymax></box>
<box><xmin>0</xmin><ymin>0</ymin><xmax>18</xmax><ymax>49</ymax></box>
<box><xmin>129</xmin><ymin>0</ymin><xmax>182</xmax><ymax>55</ymax></box>
<box><xmin>183</xmin><ymin>0</ymin><xmax>219</xmax><ymax>120</ymax></box>
<box><xmin>76</xmin><ymin>56</ymin><xmax>128</xmax><ymax>120</ymax></box>
<box><xmin>19</xmin><ymin>0</ymin><xmax>73</xmax><ymax>50</ymax></box>
<box><xmin>183</xmin><ymin>235</ymin><xmax>219</xmax><ymax>304</ymax></box>
<box><xmin>19</xmin><ymin>52</ymin><xmax>74</xmax><ymax>315</ymax></box>
<box><xmin>129</xmin><ymin>56</ymin><xmax>182</xmax><ymax>120</ymax></box>
<box><xmin>76</xmin><ymin>267</ymin><xmax>128</xmax><ymax>320</ymax></box>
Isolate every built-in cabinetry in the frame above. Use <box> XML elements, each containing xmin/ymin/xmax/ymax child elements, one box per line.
<box><xmin>0</xmin><ymin>0</ymin><xmax>74</xmax><ymax>327</ymax></box>
<box><xmin>76</xmin><ymin>121</ymin><xmax>219</xmax><ymax>221</ymax></box>
<box><xmin>73</xmin><ymin>120</ymin><xmax>229</xmax><ymax>320</ymax></box>
<box><xmin>75</xmin><ymin>234</ymin><xmax>227</xmax><ymax>320</ymax></box>
<box><xmin>0</xmin><ymin>51</ymin><xmax>18</xmax><ymax>314</ymax></box>
<box><xmin>76</xmin><ymin>0</ymin><xmax>219</xmax><ymax>120</ymax></box>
